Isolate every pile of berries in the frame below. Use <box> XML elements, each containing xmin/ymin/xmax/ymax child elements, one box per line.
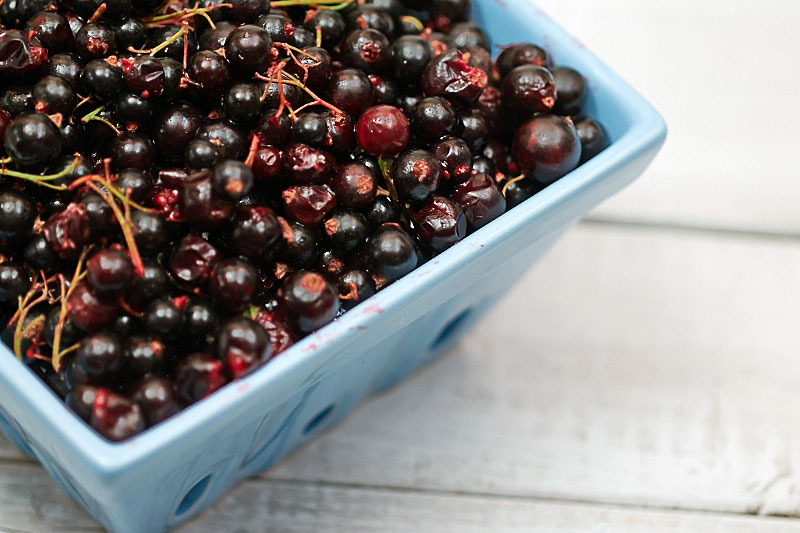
<box><xmin>0</xmin><ymin>0</ymin><xmax>606</xmax><ymax>441</ymax></box>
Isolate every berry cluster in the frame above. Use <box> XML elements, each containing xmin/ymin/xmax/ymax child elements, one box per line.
<box><xmin>0</xmin><ymin>0</ymin><xmax>607</xmax><ymax>441</ymax></box>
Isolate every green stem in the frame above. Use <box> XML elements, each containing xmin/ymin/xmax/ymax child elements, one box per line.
<box><xmin>0</xmin><ymin>156</ymin><xmax>81</xmax><ymax>191</ymax></box>
<box><xmin>270</xmin><ymin>0</ymin><xmax>354</xmax><ymax>10</ymax></box>
<box><xmin>149</xmin><ymin>26</ymin><xmax>185</xmax><ymax>56</ymax></box>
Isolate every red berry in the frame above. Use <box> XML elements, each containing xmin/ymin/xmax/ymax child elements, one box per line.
<box><xmin>356</xmin><ymin>105</ymin><xmax>410</xmax><ymax>157</ymax></box>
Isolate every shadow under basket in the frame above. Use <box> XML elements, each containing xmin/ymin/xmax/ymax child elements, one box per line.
<box><xmin>0</xmin><ymin>1</ymin><xmax>667</xmax><ymax>531</ymax></box>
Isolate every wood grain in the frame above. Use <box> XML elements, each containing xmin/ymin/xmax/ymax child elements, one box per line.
<box><xmin>534</xmin><ymin>0</ymin><xmax>800</xmax><ymax>234</ymax></box>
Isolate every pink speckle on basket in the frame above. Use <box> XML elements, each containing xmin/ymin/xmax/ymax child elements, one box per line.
<box><xmin>361</xmin><ymin>303</ymin><xmax>384</xmax><ymax>315</ymax></box>
<box><xmin>491</xmin><ymin>0</ymin><xmax>507</xmax><ymax>6</ymax></box>
<box><xmin>237</xmin><ymin>382</ymin><xmax>252</xmax><ymax>393</ymax></box>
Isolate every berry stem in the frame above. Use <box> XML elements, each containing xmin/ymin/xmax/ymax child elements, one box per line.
<box><xmin>87</xmin><ymin>181</ymin><xmax>146</xmax><ymax>277</ymax></box>
<box><xmin>271</xmin><ymin>0</ymin><xmax>354</xmax><ymax>9</ymax></box>
<box><xmin>501</xmin><ymin>174</ymin><xmax>525</xmax><ymax>196</ymax></box>
<box><xmin>51</xmin><ymin>249</ymin><xmax>91</xmax><ymax>371</ymax></box>
<box><xmin>149</xmin><ymin>25</ymin><xmax>186</xmax><ymax>57</ymax></box>
<box><xmin>0</xmin><ymin>155</ymin><xmax>82</xmax><ymax>191</ymax></box>
<box><xmin>377</xmin><ymin>156</ymin><xmax>399</xmax><ymax>205</ymax></box>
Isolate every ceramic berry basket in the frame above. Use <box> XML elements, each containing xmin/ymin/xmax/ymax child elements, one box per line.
<box><xmin>0</xmin><ymin>1</ymin><xmax>665</xmax><ymax>531</ymax></box>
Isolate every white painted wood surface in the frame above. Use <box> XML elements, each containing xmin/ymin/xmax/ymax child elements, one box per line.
<box><xmin>3</xmin><ymin>1</ymin><xmax>800</xmax><ymax>531</ymax></box>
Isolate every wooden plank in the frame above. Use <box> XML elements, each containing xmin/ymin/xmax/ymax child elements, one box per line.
<box><xmin>263</xmin><ymin>223</ymin><xmax>800</xmax><ymax>517</ymax></box>
<box><xmin>178</xmin><ymin>480</ymin><xmax>800</xmax><ymax>533</ymax></box>
<box><xmin>3</xmin><ymin>461</ymin><xmax>800</xmax><ymax>533</ymax></box>
<box><xmin>533</xmin><ymin>0</ymin><xmax>800</xmax><ymax>234</ymax></box>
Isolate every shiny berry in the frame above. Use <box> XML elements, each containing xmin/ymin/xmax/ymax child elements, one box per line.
<box><xmin>327</xmin><ymin>68</ymin><xmax>374</xmax><ymax>118</ymax></box>
<box><xmin>125</xmin><ymin>336</ymin><xmax>165</xmax><ymax>377</ymax></box>
<box><xmin>356</xmin><ymin>105</ymin><xmax>409</xmax><ymax>157</ymax></box>
<box><xmin>132</xmin><ymin>376</ymin><xmax>180</xmax><ymax>426</ymax></box>
<box><xmin>174</xmin><ymin>353</ymin><xmax>227</xmax><ymax>404</ymax></box>
<box><xmin>87</xmin><ymin>249</ymin><xmax>135</xmax><ymax>297</ymax></box>
<box><xmin>412</xmin><ymin>195</ymin><xmax>467</xmax><ymax>251</ymax></box>
<box><xmin>223</xmin><ymin>83</ymin><xmax>263</xmax><ymax>128</ymax></box>
<box><xmin>365</xmin><ymin>224</ymin><xmax>417</xmax><ymax>282</ymax></box>
<box><xmin>410</xmin><ymin>96</ymin><xmax>457</xmax><ymax>144</ymax></box>
<box><xmin>432</xmin><ymin>137</ymin><xmax>472</xmax><ymax>182</ymax></box>
<box><xmin>421</xmin><ymin>49</ymin><xmax>487</xmax><ymax>104</ymax></box>
<box><xmin>501</xmin><ymin>65</ymin><xmax>556</xmax><ymax>113</ymax></box>
<box><xmin>391</xmin><ymin>149</ymin><xmax>442</xmax><ymax>204</ymax></box>
<box><xmin>553</xmin><ymin>66</ymin><xmax>587</xmax><ymax>115</ymax></box>
<box><xmin>76</xmin><ymin>331</ymin><xmax>125</xmax><ymax>382</ymax></box>
<box><xmin>33</xmin><ymin>75</ymin><xmax>75</xmax><ymax>115</ymax></box>
<box><xmin>224</xmin><ymin>24</ymin><xmax>272</xmax><ymax>74</ymax></box>
<box><xmin>575</xmin><ymin>116</ymin><xmax>607</xmax><ymax>164</ymax></box>
<box><xmin>184</xmin><ymin>297</ymin><xmax>219</xmax><ymax>338</ymax></box>
<box><xmin>91</xmin><ymin>388</ymin><xmax>145</xmax><ymax>441</ymax></box>
<box><xmin>512</xmin><ymin>115</ymin><xmax>581</xmax><ymax>184</ymax></box>
<box><xmin>229</xmin><ymin>205</ymin><xmax>281</xmax><ymax>261</ymax></box>
<box><xmin>281</xmin><ymin>140</ymin><xmax>334</xmax><ymax>183</ymax></box>
<box><xmin>79</xmin><ymin>59</ymin><xmax>122</xmax><ymax>100</ymax></box>
<box><xmin>282</xmin><ymin>184</ymin><xmax>336</xmax><ymax>226</ymax></box>
<box><xmin>0</xmin><ymin>263</ymin><xmax>31</xmax><ymax>304</ymax></box>
<box><xmin>337</xmin><ymin>268</ymin><xmax>375</xmax><ymax>309</ymax></box>
<box><xmin>450</xmin><ymin>172</ymin><xmax>506</xmax><ymax>230</ymax></box>
<box><xmin>66</xmin><ymin>283</ymin><xmax>118</xmax><ymax>332</ymax></box>
<box><xmin>44</xmin><ymin>203</ymin><xmax>91</xmax><ymax>260</ymax></box>
<box><xmin>169</xmin><ymin>235</ymin><xmax>219</xmax><ymax>285</ymax></box>
<box><xmin>341</xmin><ymin>28</ymin><xmax>393</xmax><ymax>74</ymax></box>
<box><xmin>0</xmin><ymin>189</ymin><xmax>36</xmax><ymax>241</ymax></box>
<box><xmin>392</xmin><ymin>35</ymin><xmax>433</xmax><ymax>86</ymax></box>
<box><xmin>332</xmin><ymin>162</ymin><xmax>377</xmax><ymax>208</ymax></box>
<box><xmin>143</xmin><ymin>297</ymin><xmax>184</xmax><ymax>339</ymax></box>
<box><xmin>185</xmin><ymin>139</ymin><xmax>220</xmax><ymax>169</ymax></box>
<box><xmin>323</xmin><ymin>209</ymin><xmax>368</xmax><ymax>252</ymax></box>
<box><xmin>3</xmin><ymin>113</ymin><xmax>62</xmax><ymax>167</ymax></box>
<box><xmin>211</xmin><ymin>159</ymin><xmax>254</xmax><ymax>201</ymax></box>
<box><xmin>278</xmin><ymin>270</ymin><xmax>340</xmax><ymax>333</ymax></box>
<box><xmin>214</xmin><ymin>317</ymin><xmax>271</xmax><ymax>378</ymax></box>
<box><xmin>208</xmin><ymin>258</ymin><xmax>258</xmax><ymax>310</ymax></box>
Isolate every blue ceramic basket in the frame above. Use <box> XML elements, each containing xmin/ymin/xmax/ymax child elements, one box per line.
<box><xmin>0</xmin><ymin>1</ymin><xmax>666</xmax><ymax>531</ymax></box>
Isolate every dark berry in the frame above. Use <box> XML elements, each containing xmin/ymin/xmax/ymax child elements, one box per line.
<box><xmin>304</xmin><ymin>9</ymin><xmax>345</xmax><ymax>48</ymax></box>
<box><xmin>174</xmin><ymin>353</ymin><xmax>227</xmax><ymax>404</ymax></box>
<box><xmin>152</xmin><ymin>102</ymin><xmax>203</xmax><ymax>161</ymax></box>
<box><xmin>553</xmin><ymin>66</ymin><xmax>587</xmax><ymax>115</ymax></box>
<box><xmin>332</xmin><ymin>162</ymin><xmax>377</xmax><ymax>208</ymax></box>
<box><xmin>0</xmin><ymin>263</ymin><xmax>31</xmax><ymax>304</ymax></box>
<box><xmin>33</xmin><ymin>75</ymin><xmax>75</xmax><ymax>115</ymax></box>
<box><xmin>113</xmin><ymin>17</ymin><xmax>146</xmax><ymax>50</ymax></box>
<box><xmin>110</xmin><ymin>132</ymin><xmax>154</xmax><ymax>170</ymax></box>
<box><xmin>282</xmin><ymin>184</ymin><xmax>336</xmax><ymax>226</ymax></box>
<box><xmin>503</xmin><ymin>177</ymin><xmax>539</xmax><ymax>209</ymax></box>
<box><xmin>129</xmin><ymin>261</ymin><xmax>168</xmax><ymax>307</ymax></box>
<box><xmin>327</xmin><ymin>68</ymin><xmax>374</xmax><ymax>118</ymax></box>
<box><xmin>251</xmin><ymin>143</ymin><xmax>281</xmax><ymax>182</ymax></box>
<box><xmin>293</xmin><ymin>112</ymin><xmax>327</xmax><ymax>147</ymax></box>
<box><xmin>257</xmin><ymin>13</ymin><xmax>294</xmax><ymax>43</ymax></box>
<box><xmin>23</xmin><ymin>234</ymin><xmax>58</xmax><ymax>271</ymax></box>
<box><xmin>223</xmin><ymin>83</ymin><xmax>263</xmax><ymax>128</ymax></box>
<box><xmin>392</xmin><ymin>35</ymin><xmax>432</xmax><ymax>86</ymax></box>
<box><xmin>278</xmin><ymin>270</ymin><xmax>339</xmax><ymax>333</ymax></box>
<box><xmin>412</xmin><ymin>195</ymin><xmax>467</xmax><ymax>251</ymax></box>
<box><xmin>410</xmin><ymin>96</ymin><xmax>457</xmax><ymax>144</ymax></box>
<box><xmin>80</xmin><ymin>58</ymin><xmax>122</xmax><ymax>100</ymax></box>
<box><xmin>257</xmin><ymin>109</ymin><xmax>292</xmax><ymax>146</ymax></box>
<box><xmin>227</xmin><ymin>0</ymin><xmax>269</xmax><ymax>23</ymax></box>
<box><xmin>125</xmin><ymin>336</ymin><xmax>165</xmax><ymax>377</ymax></box>
<box><xmin>116</xmin><ymin>92</ymin><xmax>153</xmax><ymax>125</ymax></box>
<box><xmin>214</xmin><ymin>317</ymin><xmax>271</xmax><ymax>378</ymax></box>
<box><xmin>253</xmin><ymin>309</ymin><xmax>294</xmax><ymax>356</ymax></box>
<box><xmin>432</xmin><ymin>137</ymin><xmax>472</xmax><ymax>182</ymax></box>
<box><xmin>208</xmin><ymin>258</ymin><xmax>258</xmax><ymax>310</ymax></box>
<box><xmin>282</xmin><ymin>142</ymin><xmax>334</xmax><ymax>184</ymax></box>
<box><xmin>211</xmin><ymin>159</ymin><xmax>254</xmax><ymax>201</ymax></box>
<box><xmin>365</xmin><ymin>224</ymin><xmax>417</xmax><ymax>282</ymax></box>
<box><xmin>116</xmin><ymin>168</ymin><xmax>152</xmax><ymax>203</ymax></box>
<box><xmin>195</xmin><ymin>120</ymin><xmax>247</xmax><ymax>160</ymax></box>
<box><xmin>43</xmin><ymin>202</ymin><xmax>91</xmax><ymax>260</ymax></box>
<box><xmin>76</xmin><ymin>331</ymin><xmax>124</xmax><ymax>382</ymax></box>
<box><xmin>450</xmin><ymin>172</ymin><xmax>506</xmax><ymax>230</ymax></box>
<box><xmin>74</xmin><ymin>23</ymin><xmax>116</xmax><ymax>60</ymax></box>
<box><xmin>90</xmin><ymin>388</ymin><xmax>145</xmax><ymax>441</ymax></box>
<box><xmin>448</xmin><ymin>22</ymin><xmax>489</xmax><ymax>50</ymax></box>
<box><xmin>185</xmin><ymin>139</ymin><xmax>220</xmax><ymax>169</ymax></box>
<box><xmin>184</xmin><ymin>297</ymin><xmax>219</xmax><ymax>338</ymax></box>
<box><xmin>66</xmin><ymin>384</ymin><xmax>99</xmax><ymax>422</ymax></box>
<box><xmin>501</xmin><ymin>65</ymin><xmax>556</xmax><ymax>113</ymax></box>
<box><xmin>87</xmin><ymin>249</ymin><xmax>135</xmax><ymax>297</ymax></box>
<box><xmin>229</xmin><ymin>205</ymin><xmax>281</xmax><ymax>261</ymax></box>
<box><xmin>187</xmin><ymin>50</ymin><xmax>230</xmax><ymax>97</ymax></box>
<box><xmin>286</xmin><ymin>46</ymin><xmax>330</xmax><ymax>91</ymax></box>
<box><xmin>391</xmin><ymin>149</ymin><xmax>442</xmax><ymax>204</ymax></box>
<box><xmin>323</xmin><ymin>209</ymin><xmax>368</xmax><ymax>252</ymax></box>
<box><xmin>0</xmin><ymin>189</ymin><xmax>36</xmax><ymax>242</ymax></box>
<box><xmin>421</xmin><ymin>49</ymin><xmax>488</xmax><ymax>104</ymax></box>
<box><xmin>575</xmin><ymin>115</ymin><xmax>607</xmax><ymax>163</ymax></box>
<box><xmin>224</xmin><ymin>24</ymin><xmax>272</xmax><ymax>74</ymax></box>
<box><xmin>199</xmin><ymin>20</ymin><xmax>236</xmax><ymax>50</ymax></box>
<box><xmin>121</xmin><ymin>55</ymin><xmax>164</xmax><ymax>99</ymax></box>
<box><xmin>356</xmin><ymin>105</ymin><xmax>409</xmax><ymax>157</ymax></box>
<box><xmin>280</xmin><ymin>220</ymin><xmax>319</xmax><ymax>267</ymax></box>
<box><xmin>456</xmin><ymin>108</ymin><xmax>490</xmax><ymax>152</ymax></box>
<box><xmin>512</xmin><ymin>115</ymin><xmax>581</xmax><ymax>184</ymax></box>
<box><xmin>496</xmin><ymin>43</ymin><xmax>552</xmax><ymax>78</ymax></box>
<box><xmin>169</xmin><ymin>235</ymin><xmax>219</xmax><ymax>285</ymax></box>
<box><xmin>132</xmin><ymin>376</ymin><xmax>180</xmax><ymax>426</ymax></box>
<box><xmin>337</xmin><ymin>268</ymin><xmax>375</xmax><ymax>309</ymax></box>
<box><xmin>341</xmin><ymin>28</ymin><xmax>392</xmax><ymax>74</ymax></box>
<box><xmin>143</xmin><ymin>297</ymin><xmax>184</xmax><ymax>338</ymax></box>
<box><xmin>3</xmin><ymin>113</ymin><xmax>62</xmax><ymax>167</ymax></box>
<box><xmin>26</xmin><ymin>11</ymin><xmax>71</xmax><ymax>52</ymax></box>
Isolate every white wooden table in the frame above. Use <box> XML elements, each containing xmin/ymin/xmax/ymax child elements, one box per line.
<box><xmin>4</xmin><ymin>1</ymin><xmax>800</xmax><ymax>531</ymax></box>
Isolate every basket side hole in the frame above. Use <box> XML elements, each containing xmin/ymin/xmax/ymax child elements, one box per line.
<box><xmin>175</xmin><ymin>474</ymin><xmax>212</xmax><ymax>517</ymax></box>
<box><xmin>302</xmin><ymin>404</ymin><xmax>335</xmax><ymax>435</ymax></box>
<box><xmin>430</xmin><ymin>308</ymin><xmax>473</xmax><ymax>350</ymax></box>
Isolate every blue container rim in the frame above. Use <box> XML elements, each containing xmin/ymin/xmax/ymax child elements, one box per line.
<box><xmin>0</xmin><ymin>0</ymin><xmax>667</xmax><ymax>477</ymax></box>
